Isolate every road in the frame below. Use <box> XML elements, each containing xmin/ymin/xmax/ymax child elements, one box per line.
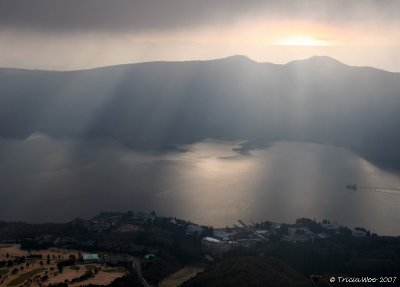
<box><xmin>132</xmin><ymin>258</ymin><xmax>151</xmax><ymax>287</ymax></box>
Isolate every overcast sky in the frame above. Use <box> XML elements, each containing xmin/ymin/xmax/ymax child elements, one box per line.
<box><xmin>1</xmin><ymin>0</ymin><xmax>400</xmax><ymax>71</ymax></box>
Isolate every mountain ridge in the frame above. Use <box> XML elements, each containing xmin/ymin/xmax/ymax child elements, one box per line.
<box><xmin>1</xmin><ymin>55</ymin><xmax>400</xmax><ymax>171</ymax></box>
<box><xmin>1</xmin><ymin>55</ymin><xmax>398</xmax><ymax>75</ymax></box>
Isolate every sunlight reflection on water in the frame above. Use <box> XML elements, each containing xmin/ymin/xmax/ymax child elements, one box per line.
<box><xmin>144</xmin><ymin>140</ymin><xmax>400</xmax><ymax>235</ymax></box>
<box><xmin>1</xmin><ymin>137</ymin><xmax>399</xmax><ymax>235</ymax></box>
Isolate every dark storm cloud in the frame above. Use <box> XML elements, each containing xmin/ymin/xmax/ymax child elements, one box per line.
<box><xmin>0</xmin><ymin>0</ymin><xmax>399</xmax><ymax>33</ymax></box>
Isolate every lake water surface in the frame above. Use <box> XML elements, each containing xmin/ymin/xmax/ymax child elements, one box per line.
<box><xmin>140</xmin><ymin>140</ymin><xmax>400</xmax><ymax>235</ymax></box>
<box><xmin>1</xmin><ymin>137</ymin><xmax>399</xmax><ymax>235</ymax></box>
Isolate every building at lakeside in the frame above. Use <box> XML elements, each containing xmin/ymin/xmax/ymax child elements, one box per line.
<box><xmin>117</xmin><ymin>224</ymin><xmax>141</xmax><ymax>233</ymax></box>
<box><xmin>213</xmin><ymin>228</ymin><xmax>232</xmax><ymax>241</ymax></box>
<box><xmin>201</xmin><ymin>237</ymin><xmax>230</xmax><ymax>254</ymax></box>
<box><xmin>83</xmin><ymin>254</ymin><xmax>100</xmax><ymax>264</ymax></box>
<box><xmin>186</xmin><ymin>224</ymin><xmax>204</xmax><ymax>235</ymax></box>
<box><xmin>352</xmin><ymin>229</ymin><xmax>367</xmax><ymax>237</ymax></box>
<box><xmin>101</xmin><ymin>254</ymin><xmax>130</xmax><ymax>265</ymax></box>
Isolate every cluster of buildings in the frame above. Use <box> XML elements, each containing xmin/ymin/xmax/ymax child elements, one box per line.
<box><xmin>85</xmin><ymin>211</ymin><xmax>156</xmax><ymax>233</ymax></box>
<box><xmin>86</xmin><ymin>214</ymin><xmax>122</xmax><ymax>232</ymax></box>
<box><xmin>185</xmin><ymin>224</ymin><xmax>204</xmax><ymax>235</ymax></box>
<box><xmin>202</xmin><ymin>236</ymin><xmax>261</xmax><ymax>254</ymax></box>
<box><xmin>201</xmin><ymin>221</ymin><xmax>270</xmax><ymax>254</ymax></box>
<box><xmin>82</xmin><ymin>253</ymin><xmax>133</xmax><ymax>265</ymax></box>
<box><xmin>283</xmin><ymin>222</ymin><xmax>367</xmax><ymax>243</ymax></box>
<box><xmin>201</xmin><ymin>219</ymin><xmax>368</xmax><ymax>254</ymax></box>
<box><xmin>282</xmin><ymin>226</ymin><xmax>317</xmax><ymax>243</ymax></box>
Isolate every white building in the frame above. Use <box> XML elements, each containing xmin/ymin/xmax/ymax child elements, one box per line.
<box><xmin>83</xmin><ymin>254</ymin><xmax>100</xmax><ymax>264</ymax></box>
<box><xmin>352</xmin><ymin>229</ymin><xmax>367</xmax><ymax>237</ymax></box>
<box><xmin>213</xmin><ymin>228</ymin><xmax>231</xmax><ymax>241</ymax></box>
<box><xmin>201</xmin><ymin>237</ymin><xmax>230</xmax><ymax>253</ymax></box>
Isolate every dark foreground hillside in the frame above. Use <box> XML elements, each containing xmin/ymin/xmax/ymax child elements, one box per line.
<box><xmin>86</xmin><ymin>273</ymin><xmax>143</xmax><ymax>287</ymax></box>
<box><xmin>181</xmin><ymin>256</ymin><xmax>313</xmax><ymax>287</ymax></box>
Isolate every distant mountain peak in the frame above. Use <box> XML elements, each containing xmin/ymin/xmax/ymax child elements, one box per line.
<box><xmin>309</xmin><ymin>55</ymin><xmax>344</xmax><ymax>63</ymax></box>
<box><xmin>216</xmin><ymin>55</ymin><xmax>256</xmax><ymax>63</ymax></box>
<box><xmin>286</xmin><ymin>55</ymin><xmax>345</xmax><ymax>67</ymax></box>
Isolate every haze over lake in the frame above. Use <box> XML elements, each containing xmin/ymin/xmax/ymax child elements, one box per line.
<box><xmin>1</xmin><ymin>56</ymin><xmax>400</xmax><ymax>237</ymax></box>
<box><xmin>1</xmin><ymin>135</ymin><xmax>399</xmax><ymax>235</ymax></box>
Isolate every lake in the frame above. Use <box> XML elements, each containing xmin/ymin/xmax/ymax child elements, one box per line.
<box><xmin>0</xmin><ymin>136</ymin><xmax>399</xmax><ymax>235</ymax></box>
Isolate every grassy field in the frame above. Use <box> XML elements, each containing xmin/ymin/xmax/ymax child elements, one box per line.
<box><xmin>85</xmin><ymin>264</ymin><xmax>97</xmax><ymax>271</ymax></box>
<box><xmin>0</xmin><ymin>245</ymin><xmax>125</xmax><ymax>286</ymax></box>
<box><xmin>0</xmin><ymin>245</ymin><xmax>13</xmax><ymax>249</ymax></box>
<box><xmin>6</xmin><ymin>268</ymin><xmax>46</xmax><ymax>286</ymax></box>
<box><xmin>70</xmin><ymin>265</ymin><xmax>81</xmax><ymax>270</ymax></box>
<box><xmin>102</xmin><ymin>267</ymin><xmax>126</xmax><ymax>273</ymax></box>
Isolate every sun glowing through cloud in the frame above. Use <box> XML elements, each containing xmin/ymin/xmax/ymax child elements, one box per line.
<box><xmin>274</xmin><ymin>36</ymin><xmax>330</xmax><ymax>46</ymax></box>
<box><xmin>1</xmin><ymin>2</ymin><xmax>399</xmax><ymax>71</ymax></box>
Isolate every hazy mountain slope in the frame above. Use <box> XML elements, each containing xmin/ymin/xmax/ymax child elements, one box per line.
<box><xmin>1</xmin><ymin>55</ymin><xmax>400</xmax><ymax>169</ymax></box>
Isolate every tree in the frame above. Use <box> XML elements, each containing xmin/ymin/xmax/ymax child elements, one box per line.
<box><xmin>11</xmin><ymin>268</ymin><xmax>18</xmax><ymax>275</ymax></box>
